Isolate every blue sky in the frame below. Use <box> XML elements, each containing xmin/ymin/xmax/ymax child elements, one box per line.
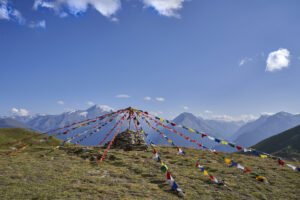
<box><xmin>1</xmin><ymin>0</ymin><xmax>300</xmax><ymax>121</ymax></box>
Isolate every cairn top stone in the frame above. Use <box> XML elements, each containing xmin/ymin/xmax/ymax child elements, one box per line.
<box><xmin>108</xmin><ymin>129</ymin><xmax>147</xmax><ymax>151</ymax></box>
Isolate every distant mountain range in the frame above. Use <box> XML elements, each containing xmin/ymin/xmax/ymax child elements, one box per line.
<box><xmin>10</xmin><ymin>105</ymin><xmax>114</xmax><ymax>132</ymax></box>
<box><xmin>252</xmin><ymin>125</ymin><xmax>300</xmax><ymax>161</ymax></box>
<box><xmin>233</xmin><ymin>112</ymin><xmax>300</xmax><ymax>147</ymax></box>
<box><xmin>0</xmin><ymin>118</ymin><xmax>29</xmax><ymax>129</ymax></box>
<box><xmin>1</xmin><ymin>107</ymin><xmax>300</xmax><ymax>152</ymax></box>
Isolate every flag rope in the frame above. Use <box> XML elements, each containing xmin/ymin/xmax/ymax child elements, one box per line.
<box><xmin>99</xmin><ymin>112</ymin><xmax>128</xmax><ymax>163</ymax></box>
<box><xmin>137</xmin><ymin>109</ymin><xmax>299</xmax><ymax>172</ymax></box>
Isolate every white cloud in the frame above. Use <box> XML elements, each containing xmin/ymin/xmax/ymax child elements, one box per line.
<box><xmin>142</xmin><ymin>0</ymin><xmax>186</xmax><ymax>18</ymax></box>
<box><xmin>11</xmin><ymin>108</ymin><xmax>29</xmax><ymax>116</ymax></box>
<box><xmin>0</xmin><ymin>0</ymin><xmax>25</xmax><ymax>24</ymax></box>
<box><xmin>57</xmin><ymin>100</ymin><xmax>64</xmax><ymax>105</ymax></box>
<box><xmin>110</xmin><ymin>17</ymin><xmax>118</xmax><ymax>22</ymax></box>
<box><xmin>183</xmin><ymin>106</ymin><xmax>188</xmax><ymax>110</ymax></box>
<box><xmin>33</xmin><ymin>0</ymin><xmax>121</xmax><ymax>18</ymax></box>
<box><xmin>204</xmin><ymin>110</ymin><xmax>213</xmax><ymax>114</ymax></box>
<box><xmin>29</xmin><ymin>20</ymin><xmax>46</xmax><ymax>29</ymax></box>
<box><xmin>155</xmin><ymin>97</ymin><xmax>165</xmax><ymax>102</ymax></box>
<box><xmin>87</xmin><ymin>101</ymin><xmax>95</xmax><ymax>106</ymax></box>
<box><xmin>144</xmin><ymin>96</ymin><xmax>151</xmax><ymax>101</ymax></box>
<box><xmin>239</xmin><ymin>57</ymin><xmax>253</xmax><ymax>66</ymax></box>
<box><xmin>116</xmin><ymin>94</ymin><xmax>130</xmax><ymax>98</ymax></box>
<box><xmin>266</xmin><ymin>48</ymin><xmax>290</xmax><ymax>72</ymax></box>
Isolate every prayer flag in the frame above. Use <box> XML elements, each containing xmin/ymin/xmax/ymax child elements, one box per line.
<box><xmin>287</xmin><ymin>164</ymin><xmax>296</xmax><ymax>170</ymax></box>
<box><xmin>244</xmin><ymin>168</ymin><xmax>251</xmax><ymax>173</ymax></box>
<box><xmin>225</xmin><ymin>159</ymin><xmax>231</xmax><ymax>164</ymax></box>
<box><xmin>207</xmin><ymin>136</ymin><xmax>214</xmax><ymax>141</ymax></box>
<box><xmin>221</xmin><ymin>141</ymin><xmax>228</xmax><ymax>145</ymax></box>
<box><xmin>170</xmin><ymin>123</ymin><xmax>176</xmax><ymax>126</ymax></box>
<box><xmin>260</xmin><ymin>155</ymin><xmax>267</xmax><ymax>158</ymax></box>
<box><xmin>215</xmin><ymin>138</ymin><xmax>221</xmax><ymax>143</ymax></box>
<box><xmin>166</xmin><ymin>171</ymin><xmax>175</xmax><ymax>184</ymax></box>
<box><xmin>201</xmin><ymin>134</ymin><xmax>207</xmax><ymax>138</ymax></box>
<box><xmin>236</xmin><ymin>146</ymin><xmax>242</xmax><ymax>150</ymax></box>
<box><xmin>203</xmin><ymin>170</ymin><xmax>208</xmax><ymax>176</ymax></box>
<box><xmin>237</xmin><ymin>164</ymin><xmax>245</xmax><ymax>170</ymax></box>
<box><xmin>229</xmin><ymin>143</ymin><xmax>235</xmax><ymax>148</ymax></box>
<box><xmin>278</xmin><ymin>159</ymin><xmax>285</xmax><ymax>166</ymax></box>
<box><xmin>189</xmin><ymin>128</ymin><xmax>195</xmax><ymax>133</ymax></box>
<box><xmin>161</xmin><ymin>165</ymin><xmax>167</xmax><ymax>173</ymax></box>
<box><xmin>171</xmin><ymin>182</ymin><xmax>178</xmax><ymax>190</ymax></box>
<box><xmin>229</xmin><ymin>161</ymin><xmax>237</xmax><ymax>167</ymax></box>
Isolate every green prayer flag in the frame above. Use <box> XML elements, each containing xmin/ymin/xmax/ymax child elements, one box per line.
<box><xmin>161</xmin><ymin>165</ymin><xmax>167</xmax><ymax>173</ymax></box>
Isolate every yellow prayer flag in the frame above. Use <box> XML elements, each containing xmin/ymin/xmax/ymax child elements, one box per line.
<box><xmin>140</xmin><ymin>129</ymin><xmax>144</xmax><ymax>134</ymax></box>
<box><xmin>81</xmin><ymin>124</ymin><xmax>87</xmax><ymax>126</ymax></box>
<box><xmin>160</xmin><ymin>118</ymin><xmax>165</xmax><ymax>123</ymax></box>
<box><xmin>256</xmin><ymin>176</ymin><xmax>267</xmax><ymax>180</ymax></box>
<box><xmin>168</xmin><ymin>140</ymin><xmax>172</xmax><ymax>143</ymax></box>
<box><xmin>225</xmin><ymin>158</ymin><xmax>231</xmax><ymax>164</ymax></box>
<box><xmin>203</xmin><ymin>170</ymin><xmax>208</xmax><ymax>176</ymax></box>
<box><xmin>260</xmin><ymin>155</ymin><xmax>267</xmax><ymax>158</ymax></box>
<box><xmin>189</xmin><ymin>128</ymin><xmax>195</xmax><ymax>133</ymax></box>
<box><xmin>221</xmin><ymin>141</ymin><xmax>228</xmax><ymax>145</ymax></box>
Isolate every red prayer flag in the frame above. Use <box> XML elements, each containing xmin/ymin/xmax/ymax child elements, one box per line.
<box><xmin>167</xmin><ymin>171</ymin><xmax>171</xmax><ymax>179</ymax></box>
<box><xmin>278</xmin><ymin>159</ymin><xmax>285</xmax><ymax>165</ymax></box>
<box><xmin>236</xmin><ymin>146</ymin><xmax>242</xmax><ymax>150</ymax></box>
<box><xmin>144</xmin><ymin>112</ymin><xmax>148</xmax><ymax>115</ymax></box>
<box><xmin>197</xmin><ymin>143</ymin><xmax>202</xmax><ymax>147</ymax></box>
<box><xmin>153</xmin><ymin>149</ymin><xmax>157</xmax><ymax>154</ymax></box>
<box><xmin>244</xmin><ymin>168</ymin><xmax>251</xmax><ymax>173</ymax></box>
<box><xmin>201</xmin><ymin>134</ymin><xmax>207</xmax><ymax>138</ymax></box>
<box><xmin>184</xmin><ymin>136</ymin><xmax>190</xmax><ymax>140</ymax></box>
<box><xmin>209</xmin><ymin>175</ymin><xmax>214</xmax><ymax>180</ymax></box>
<box><xmin>170</xmin><ymin>123</ymin><xmax>176</xmax><ymax>126</ymax></box>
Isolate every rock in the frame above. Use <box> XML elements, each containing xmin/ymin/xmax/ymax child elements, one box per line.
<box><xmin>107</xmin><ymin>129</ymin><xmax>148</xmax><ymax>151</ymax></box>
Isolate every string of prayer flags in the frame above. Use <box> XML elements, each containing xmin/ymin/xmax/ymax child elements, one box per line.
<box><xmin>195</xmin><ymin>163</ymin><xmax>222</xmax><ymax>184</ymax></box>
<box><xmin>150</xmin><ymin>143</ymin><xmax>181</xmax><ymax>191</ymax></box>
<box><xmin>99</xmin><ymin>113</ymin><xmax>127</xmax><ymax>163</ymax></box>
<box><xmin>137</xmin><ymin>110</ymin><xmax>268</xmax><ymax>181</ymax></box>
<box><xmin>140</xmin><ymin>109</ymin><xmax>300</xmax><ymax>173</ymax></box>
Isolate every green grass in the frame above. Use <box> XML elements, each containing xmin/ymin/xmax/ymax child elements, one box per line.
<box><xmin>0</xmin><ymin>128</ymin><xmax>300</xmax><ymax>199</ymax></box>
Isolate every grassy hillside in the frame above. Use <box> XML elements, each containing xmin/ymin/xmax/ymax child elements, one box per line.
<box><xmin>252</xmin><ymin>125</ymin><xmax>300</xmax><ymax>161</ymax></box>
<box><xmin>0</xmin><ymin>128</ymin><xmax>60</xmax><ymax>147</ymax></box>
<box><xmin>0</xmin><ymin>141</ymin><xmax>300</xmax><ymax>199</ymax></box>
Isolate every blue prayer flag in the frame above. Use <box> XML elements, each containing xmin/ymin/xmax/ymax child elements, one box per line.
<box><xmin>171</xmin><ymin>182</ymin><xmax>178</xmax><ymax>190</ymax></box>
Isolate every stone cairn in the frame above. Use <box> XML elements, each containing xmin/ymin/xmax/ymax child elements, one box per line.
<box><xmin>108</xmin><ymin>129</ymin><xmax>148</xmax><ymax>151</ymax></box>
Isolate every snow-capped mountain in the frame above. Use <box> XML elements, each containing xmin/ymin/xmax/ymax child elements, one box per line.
<box><xmin>22</xmin><ymin>105</ymin><xmax>114</xmax><ymax>132</ymax></box>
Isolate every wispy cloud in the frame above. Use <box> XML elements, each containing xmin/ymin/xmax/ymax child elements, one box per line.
<box><xmin>29</xmin><ymin>20</ymin><xmax>46</xmax><ymax>29</ymax></box>
<box><xmin>144</xmin><ymin>96</ymin><xmax>151</xmax><ymax>101</ymax></box>
<box><xmin>87</xmin><ymin>101</ymin><xmax>95</xmax><ymax>106</ymax></box>
<box><xmin>155</xmin><ymin>97</ymin><xmax>165</xmax><ymax>102</ymax></box>
<box><xmin>57</xmin><ymin>100</ymin><xmax>64</xmax><ymax>105</ymax></box>
<box><xmin>142</xmin><ymin>0</ymin><xmax>186</xmax><ymax>18</ymax></box>
<box><xmin>116</xmin><ymin>94</ymin><xmax>130</xmax><ymax>98</ymax></box>
<box><xmin>11</xmin><ymin>108</ymin><xmax>29</xmax><ymax>116</ymax></box>
<box><xmin>183</xmin><ymin>106</ymin><xmax>189</xmax><ymax>110</ymax></box>
<box><xmin>33</xmin><ymin>0</ymin><xmax>121</xmax><ymax>18</ymax></box>
<box><xmin>266</xmin><ymin>48</ymin><xmax>290</xmax><ymax>72</ymax></box>
<box><xmin>204</xmin><ymin>110</ymin><xmax>213</xmax><ymax>114</ymax></box>
<box><xmin>239</xmin><ymin>57</ymin><xmax>253</xmax><ymax>66</ymax></box>
<box><xmin>0</xmin><ymin>0</ymin><xmax>25</xmax><ymax>24</ymax></box>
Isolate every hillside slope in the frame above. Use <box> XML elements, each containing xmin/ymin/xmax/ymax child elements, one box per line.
<box><xmin>252</xmin><ymin>125</ymin><xmax>300</xmax><ymax>161</ymax></box>
<box><xmin>0</xmin><ymin>128</ymin><xmax>61</xmax><ymax>148</ymax></box>
<box><xmin>0</xmin><ymin>143</ymin><xmax>299</xmax><ymax>199</ymax></box>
